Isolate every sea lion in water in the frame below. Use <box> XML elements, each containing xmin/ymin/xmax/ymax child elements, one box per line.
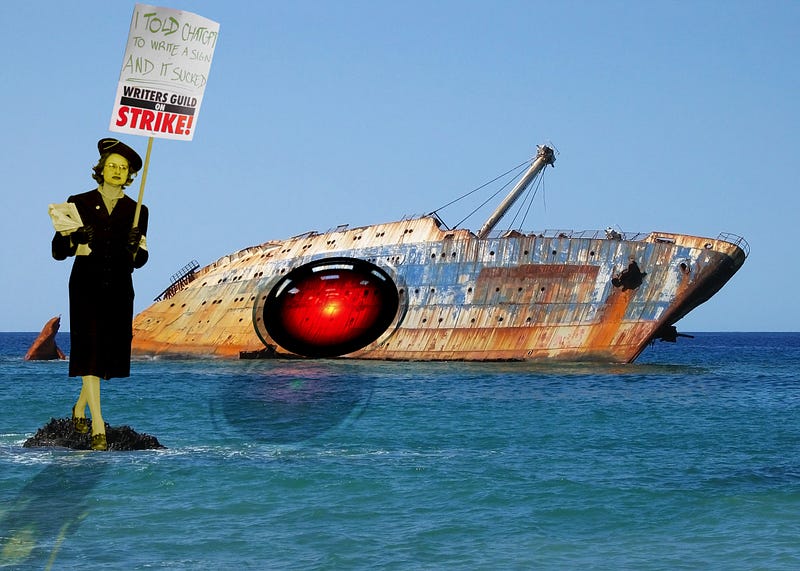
<box><xmin>24</xmin><ymin>315</ymin><xmax>66</xmax><ymax>360</ymax></box>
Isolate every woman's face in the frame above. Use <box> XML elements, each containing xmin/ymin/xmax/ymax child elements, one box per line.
<box><xmin>102</xmin><ymin>153</ymin><xmax>130</xmax><ymax>186</ymax></box>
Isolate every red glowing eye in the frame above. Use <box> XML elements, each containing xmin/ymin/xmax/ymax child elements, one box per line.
<box><xmin>263</xmin><ymin>258</ymin><xmax>399</xmax><ymax>357</ymax></box>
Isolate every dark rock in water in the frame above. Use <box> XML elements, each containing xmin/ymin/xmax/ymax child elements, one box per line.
<box><xmin>24</xmin><ymin>315</ymin><xmax>67</xmax><ymax>360</ymax></box>
<box><xmin>23</xmin><ymin>417</ymin><xmax>166</xmax><ymax>451</ymax></box>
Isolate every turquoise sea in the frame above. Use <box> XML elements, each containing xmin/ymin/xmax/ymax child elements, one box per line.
<box><xmin>1</xmin><ymin>332</ymin><xmax>799</xmax><ymax>569</ymax></box>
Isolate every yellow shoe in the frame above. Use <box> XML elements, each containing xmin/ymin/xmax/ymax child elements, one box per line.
<box><xmin>72</xmin><ymin>406</ymin><xmax>90</xmax><ymax>434</ymax></box>
<box><xmin>91</xmin><ymin>433</ymin><xmax>107</xmax><ymax>451</ymax></box>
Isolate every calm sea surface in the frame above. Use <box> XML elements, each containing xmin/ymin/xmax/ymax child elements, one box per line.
<box><xmin>1</xmin><ymin>332</ymin><xmax>799</xmax><ymax>569</ymax></box>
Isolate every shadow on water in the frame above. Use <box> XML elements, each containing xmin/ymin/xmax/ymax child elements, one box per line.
<box><xmin>0</xmin><ymin>454</ymin><xmax>108</xmax><ymax>569</ymax></box>
<box><xmin>216</xmin><ymin>360</ymin><xmax>375</xmax><ymax>445</ymax></box>
<box><xmin>210</xmin><ymin>356</ymin><xmax>707</xmax><ymax>446</ymax></box>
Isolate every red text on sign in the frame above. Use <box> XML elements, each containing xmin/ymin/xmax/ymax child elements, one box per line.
<box><xmin>115</xmin><ymin>106</ymin><xmax>194</xmax><ymax>135</ymax></box>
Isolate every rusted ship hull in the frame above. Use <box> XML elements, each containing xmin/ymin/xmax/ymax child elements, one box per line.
<box><xmin>133</xmin><ymin>146</ymin><xmax>747</xmax><ymax>362</ymax></box>
<box><xmin>131</xmin><ymin>217</ymin><xmax>747</xmax><ymax>362</ymax></box>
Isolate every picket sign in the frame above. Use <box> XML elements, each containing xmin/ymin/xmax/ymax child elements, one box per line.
<box><xmin>108</xmin><ymin>4</ymin><xmax>220</xmax><ymax>227</ymax></box>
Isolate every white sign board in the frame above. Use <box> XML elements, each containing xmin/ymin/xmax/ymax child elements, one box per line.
<box><xmin>109</xmin><ymin>4</ymin><xmax>219</xmax><ymax>141</ymax></box>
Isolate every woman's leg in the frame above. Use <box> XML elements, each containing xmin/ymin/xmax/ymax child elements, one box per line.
<box><xmin>74</xmin><ymin>383</ymin><xmax>88</xmax><ymax>417</ymax></box>
<box><xmin>82</xmin><ymin>375</ymin><xmax>107</xmax><ymax>449</ymax></box>
<box><xmin>71</xmin><ymin>383</ymin><xmax>90</xmax><ymax>433</ymax></box>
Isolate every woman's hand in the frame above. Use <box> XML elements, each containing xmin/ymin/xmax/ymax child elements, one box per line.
<box><xmin>127</xmin><ymin>228</ymin><xmax>142</xmax><ymax>254</ymax></box>
<box><xmin>71</xmin><ymin>226</ymin><xmax>95</xmax><ymax>245</ymax></box>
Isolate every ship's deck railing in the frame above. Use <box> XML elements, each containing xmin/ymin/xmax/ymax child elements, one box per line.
<box><xmin>717</xmin><ymin>232</ymin><xmax>750</xmax><ymax>257</ymax></box>
<box><xmin>490</xmin><ymin>228</ymin><xmax>749</xmax><ymax>258</ymax></box>
<box><xmin>154</xmin><ymin>260</ymin><xmax>200</xmax><ymax>302</ymax></box>
<box><xmin>489</xmin><ymin>228</ymin><xmax>651</xmax><ymax>241</ymax></box>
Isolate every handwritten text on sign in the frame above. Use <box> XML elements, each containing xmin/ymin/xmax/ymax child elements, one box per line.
<box><xmin>109</xmin><ymin>4</ymin><xmax>219</xmax><ymax>141</ymax></box>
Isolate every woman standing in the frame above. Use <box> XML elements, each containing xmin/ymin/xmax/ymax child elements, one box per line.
<box><xmin>52</xmin><ymin>138</ymin><xmax>149</xmax><ymax>450</ymax></box>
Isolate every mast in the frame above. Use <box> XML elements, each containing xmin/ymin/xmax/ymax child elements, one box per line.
<box><xmin>476</xmin><ymin>145</ymin><xmax>555</xmax><ymax>239</ymax></box>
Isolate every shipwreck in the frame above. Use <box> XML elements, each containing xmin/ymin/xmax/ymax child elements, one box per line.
<box><xmin>131</xmin><ymin>145</ymin><xmax>748</xmax><ymax>362</ymax></box>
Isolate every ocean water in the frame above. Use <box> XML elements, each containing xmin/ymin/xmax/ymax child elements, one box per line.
<box><xmin>1</xmin><ymin>332</ymin><xmax>799</xmax><ymax>570</ymax></box>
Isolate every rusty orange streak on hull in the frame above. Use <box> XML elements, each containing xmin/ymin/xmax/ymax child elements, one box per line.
<box><xmin>585</xmin><ymin>288</ymin><xmax>635</xmax><ymax>352</ymax></box>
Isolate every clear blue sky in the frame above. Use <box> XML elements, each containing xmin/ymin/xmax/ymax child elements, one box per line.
<box><xmin>1</xmin><ymin>1</ymin><xmax>797</xmax><ymax>332</ymax></box>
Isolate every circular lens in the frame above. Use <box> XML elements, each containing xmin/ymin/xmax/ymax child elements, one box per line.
<box><xmin>263</xmin><ymin>258</ymin><xmax>399</xmax><ymax>357</ymax></box>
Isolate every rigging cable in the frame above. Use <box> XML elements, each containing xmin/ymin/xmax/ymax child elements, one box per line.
<box><xmin>428</xmin><ymin>158</ymin><xmax>532</xmax><ymax>228</ymax></box>
<box><xmin>506</xmin><ymin>168</ymin><xmax>547</xmax><ymax>233</ymax></box>
<box><xmin>451</xmin><ymin>177</ymin><xmax>515</xmax><ymax>230</ymax></box>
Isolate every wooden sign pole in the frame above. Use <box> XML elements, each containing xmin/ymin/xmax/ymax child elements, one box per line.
<box><xmin>133</xmin><ymin>136</ymin><xmax>154</xmax><ymax>228</ymax></box>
